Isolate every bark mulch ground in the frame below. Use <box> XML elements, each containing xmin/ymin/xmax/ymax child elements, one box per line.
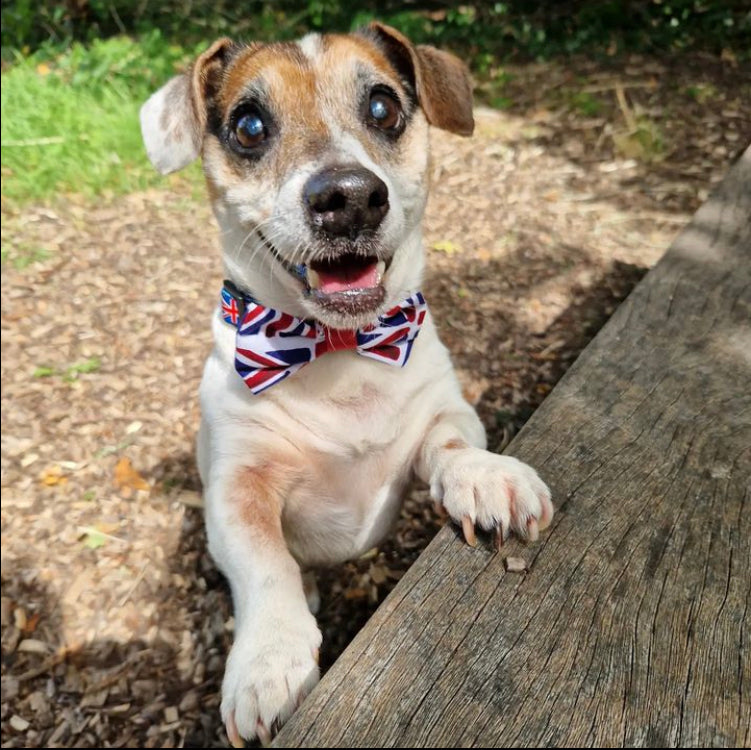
<box><xmin>1</xmin><ymin>53</ymin><xmax>748</xmax><ymax>748</ymax></box>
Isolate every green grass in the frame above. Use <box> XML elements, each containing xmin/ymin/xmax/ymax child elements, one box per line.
<box><xmin>0</xmin><ymin>242</ymin><xmax>50</xmax><ymax>269</ymax></box>
<box><xmin>32</xmin><ymin>356</ymin><xmax>102</xmax><ymax>381</ymax></box>
<box><xmin>568</xmin><ymin>90</ymin><xmax>603</xmax><ymax>117</ymax></box>
<box><xmin>1</xmin><ymin>33</ymin><xmax>203</xmax><ymax>204</ymax></box>
<box><xmin>1</xmin><ymin>2</ymin><xmax>746</xmax><ymax>205</ymax></box>
<box><xmin>684</xmin><ymin>82</ymin><xmax>720</xmax><ymax>104</ymax></box>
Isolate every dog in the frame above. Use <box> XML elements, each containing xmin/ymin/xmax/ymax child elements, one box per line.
<box><xmin>140</xmin><ymin>22</ymin><xmax>553</xmax><ymax>745</ymax></box>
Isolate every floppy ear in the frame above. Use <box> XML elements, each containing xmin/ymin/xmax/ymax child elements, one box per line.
<box><xmin>365</xmin><ymin>22</ymin><xmax>474</xmax><ymax>137</ymax></box>
<box><xmin>140</xmin><ymin>38</ymin><xmax>235</xmax><ymax>174</ymax></box>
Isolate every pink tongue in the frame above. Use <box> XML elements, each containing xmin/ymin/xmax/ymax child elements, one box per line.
<box><xmin>316</xmin><ymin>262</ymin><xmax>379</xmax><ymax>294</ymax></box>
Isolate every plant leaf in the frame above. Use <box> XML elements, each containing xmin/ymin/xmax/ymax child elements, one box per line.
<box><xmin>114</xmin><ymin>457</ymin><xmax>150</xmax><ymax>493</ymax></box>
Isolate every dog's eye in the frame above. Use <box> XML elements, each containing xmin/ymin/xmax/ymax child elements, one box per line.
<box><xmin>368</xmin><ymin>91</ymin><xmax>402</xmax><ymax>132</ymax></box>
<box><xmin>235</xmin><ymin>112</ymin><xmax>266</xmax><ymax>149</ymax></box>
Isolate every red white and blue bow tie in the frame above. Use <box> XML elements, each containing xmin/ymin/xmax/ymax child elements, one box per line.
<box><xmin>220</xmin><ymin>284</ymin><xmax>427</xmax><ymax>394</ymax></box>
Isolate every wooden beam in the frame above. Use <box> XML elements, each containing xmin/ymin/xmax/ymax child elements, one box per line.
<box><xmin>275</xmin><ymin>148</ymin><xmax>751</xmax><ymax>748</ymax></box>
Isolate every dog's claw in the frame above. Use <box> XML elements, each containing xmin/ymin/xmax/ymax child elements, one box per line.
<box><xmin>526</xmin><ymin>517</ymin><xmax>539</xmax><ymax>542</ymax></box>
<box><xmin>226</xmin><ymin>711</ymin><xmax>243</xmax><ymax>748</ymax></box>
<box><xmin>257</xmin><ymin>719</ymin><xmax>272</xmax><ymax>747</ymax></box>
<box><xmin>494</xmin><ymin>525</ymin><xmax>506</xmax><ymax>551</ymax></box>
<box><xmin>462</xmin><ymin>515</ymin><xmax>477</xmax><ymax>547</ymax></box>
<box><xmin>312</xmin><ymin>647</ymin><xmax>319</xmax><ymax>664</ymax></box>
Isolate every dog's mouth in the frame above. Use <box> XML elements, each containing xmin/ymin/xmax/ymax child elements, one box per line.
<box><xmin>305</xmin><ymin>254</ymin><xmax>385</xmax><ymax>313</ymax></box>
<box><xmin>259</xmin><ymin>230</ymin><xmax>387</xmax><ymax>315</ymax></box>
<box><xmin>306</xmin><ymin>255</ymin><xmax>384</xmax><ymax>295</ymax></box>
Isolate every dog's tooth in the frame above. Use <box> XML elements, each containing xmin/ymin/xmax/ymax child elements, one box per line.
<box><xmin>307</xmin><ymin>268</ymin><xmax>320</xmax><ymax>289</ymax></box>
<box><xmin>376</xmin><ymin>260</ymin><xmax>386</xmax><ymax>281</ymax></box>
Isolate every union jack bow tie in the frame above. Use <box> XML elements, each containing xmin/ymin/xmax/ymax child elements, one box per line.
<box><xmin>220</xmin><ymin>283</ymin><xmax>427</xmax><ymax>394</ymax></box>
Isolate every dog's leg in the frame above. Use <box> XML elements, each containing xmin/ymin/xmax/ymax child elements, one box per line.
<box><xmin>205</xmin><ymin>463</ymin><xmax>321</xmax><ymax>745</ymax></box>
<box><xmin>415</xmin><ymin>407</ymin><xmax>553</xmax><ymax>546</ymax></box>
<box><xmin>301</xmin><ymin>570</ymin><xmax>321</xmax><ymax>615</ymax></box>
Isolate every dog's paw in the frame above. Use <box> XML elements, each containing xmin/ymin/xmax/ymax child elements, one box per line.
<box><xmin>221</xmin><ymin>614</ymin><xmax>322</xmax><ymax>746</ymax></box>
<box><xmin>431</xmin><ymin>447</ymin><xmax>553</xmax><ymax>547</ymax></box>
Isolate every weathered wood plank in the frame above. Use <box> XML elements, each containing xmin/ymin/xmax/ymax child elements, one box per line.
<box><xmin>274</xmin><ymin>148</ymin><xmax>751</xmax><ymax>748</ymax></box>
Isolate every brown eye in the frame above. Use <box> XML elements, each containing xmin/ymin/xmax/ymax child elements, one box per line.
<box><xmin>368</xmin><ymin>91</ymin><xmax>402</xmax><ymax>131</ymax></box>
<box><xmin>235</xmin><ymin>111</ymin><xmax>266</xmax><ymax>149</ymax></box>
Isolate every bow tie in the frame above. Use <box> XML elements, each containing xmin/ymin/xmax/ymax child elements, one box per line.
<box><xmin>220</xmin><ymin>283</ymin><xmax>427</xmax><ymax>394</ymax></box>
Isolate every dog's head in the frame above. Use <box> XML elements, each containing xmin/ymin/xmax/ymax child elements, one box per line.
<box><xmin>141</xmin><ymin>23</ymin><xmax>473</xmax><ymax>329</ymax></box>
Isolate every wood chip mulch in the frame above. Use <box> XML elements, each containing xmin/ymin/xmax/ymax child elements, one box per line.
<box><xmin>1</xmin><ymin>54</ymin><xmax>748</xmax><ymax>748</ymax></box>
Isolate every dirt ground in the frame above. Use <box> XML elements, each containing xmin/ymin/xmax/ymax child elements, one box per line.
<box><xmin>1</xmin><ymin>54</ymin><xmax>748</xmax><ymax>747</ymax></box>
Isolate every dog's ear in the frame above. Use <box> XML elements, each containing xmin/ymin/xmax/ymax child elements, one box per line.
<box><xmin>140</xmin><ymin>38</ymin><xmax>235</xmax><ymax>174</ymax></box>
<box><xmin>365</xmin><ymin>22</ymin><xmax>474</xmax><ymax>137</ymax></box>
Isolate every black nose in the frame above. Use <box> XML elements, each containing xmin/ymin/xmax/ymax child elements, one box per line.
<box><xmin>304</xmin><ymin>166</ymin><xmax>389</xmax><ymax>239</ymax></box>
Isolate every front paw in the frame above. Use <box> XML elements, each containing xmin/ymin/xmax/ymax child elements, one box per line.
<box><xmin>221</xmin><ymin>614</ymin><xmax>322</xmax><ymax>745</ymax></box>
<box><xmin>431</xmin><ymin>447</ymin><xmax>553</xmax><ymax>547</ymax></box>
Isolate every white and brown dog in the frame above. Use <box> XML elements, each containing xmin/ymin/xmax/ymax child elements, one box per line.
<box><xmin>141</xmin><ymin>23</ymin><xmax>553</xmax><ymax>745</ymax></box>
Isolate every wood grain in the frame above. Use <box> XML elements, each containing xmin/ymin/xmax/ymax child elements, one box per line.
<box><xmin>275</xmin><ymin>147</ymin><xmax>751</xmax><ymax>748</ymax></box>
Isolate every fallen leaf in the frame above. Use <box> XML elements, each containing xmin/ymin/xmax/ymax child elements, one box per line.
<box><xmin>432</xmin><ymin>239</ymin><xmax>461</xmax><ymax>255</ymax></box>
<box><xmin>369</xmin><ymin>565</ymin><xmax>387</xmax><ymax>585</ymax></box>
<box><xmin>39</xmin><ymin>465</ymin><xmax>67</xmax><ymax>487</ymax></box>
<box><xmin>114</xmin><ymin>457</ymin><xmax>150</xmax><ymax>493</ymax></box>
<box><xmin>22</xmin><ymin>612</ymin><xmax>40</xmax><ymax>634</ymax></box>
<box><xmin>79</xmin><ymin>522</ymin><xmax>121</xmax><ymax>550</ymax></box>
<box><xmin>82</xmin><ymin>529</ymin><xmax>107</xmax><ymax>549</ymax></box>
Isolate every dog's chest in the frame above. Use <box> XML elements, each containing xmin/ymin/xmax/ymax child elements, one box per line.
<box><xmin>282</xmin><ymin>438</ymin><xmax>412</xmax><ymax>566</ymax></box>
<box><xmin>273</xmin><ymin>379</ymin><xmax>418</xmax><ymax>565</ymax></box>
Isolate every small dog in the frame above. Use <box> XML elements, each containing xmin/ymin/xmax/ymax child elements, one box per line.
<box><xmin>141</xmin><ymin>22</ymin><xmax>553</xmax><ymax>745</ymax></box>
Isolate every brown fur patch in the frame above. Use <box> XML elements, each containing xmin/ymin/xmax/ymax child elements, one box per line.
<box><xmin>215</xmin><ymin>43</ymin><xmax>331</xmax><ymax>175</ymax></box>
<box><xmin>443</xmin><ymin>439</ymin><xmax>467</xmax><ymax>451</ymax></box>
<box><xmin>189</xmin><ymin>38</ymin><xmax>236</xmax><ymax>142</ymax></box>
<box><xmin>367</xmin><ymin>22</ymin><xmax>474</xmax><ymax>136</ymax></box>
<box><xmin>220</xmin><ymin>44</ymin><xmax>310</xmax><ymax>114</ymax></box>
<box><xmin>231</xmin><ymin>464</ymin><xmax>290</xmax><ymax>546</ymax></box>
<box><xmin>198</xmin><ymin>28</ymin><xmax>432</xmax><ymax>228</ymax></box>
<box><xmin>413</xmin><ymin>45</ymin><xmax>474</xmax><ymax>136</ymax></box>
<box><xmin>316</xmin><ymin>33</ymin><xmax>423</xmax><ymax>167</ymax></box>
<box><xmin>321</xmin><ymin>34</ymin><xmax>399</xmax><ymax>81</ymax></box>
<box><xmin>203</xmin><ymin>29</ymin><xmax>434</xmax><ymax>180</ymax></box>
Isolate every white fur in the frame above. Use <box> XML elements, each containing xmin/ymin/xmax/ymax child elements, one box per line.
<box><xmin>144</xmin><ymin>33</ymin><xmax>554</xmax><ymax>744</ymax></box>
<box><xmin>140</xmin><ymin>75</ymin><xmax>200</xmax><ymax>175</ymax></box>
<box><xmin>198</xmin><ymin>313</ymin><xmax>552</xmax><ymax>742</ymax></box>
<box><xmin>298</xmin><ymin>33</ymin><xmax>322</xmax><ymax>62</ymax></box>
